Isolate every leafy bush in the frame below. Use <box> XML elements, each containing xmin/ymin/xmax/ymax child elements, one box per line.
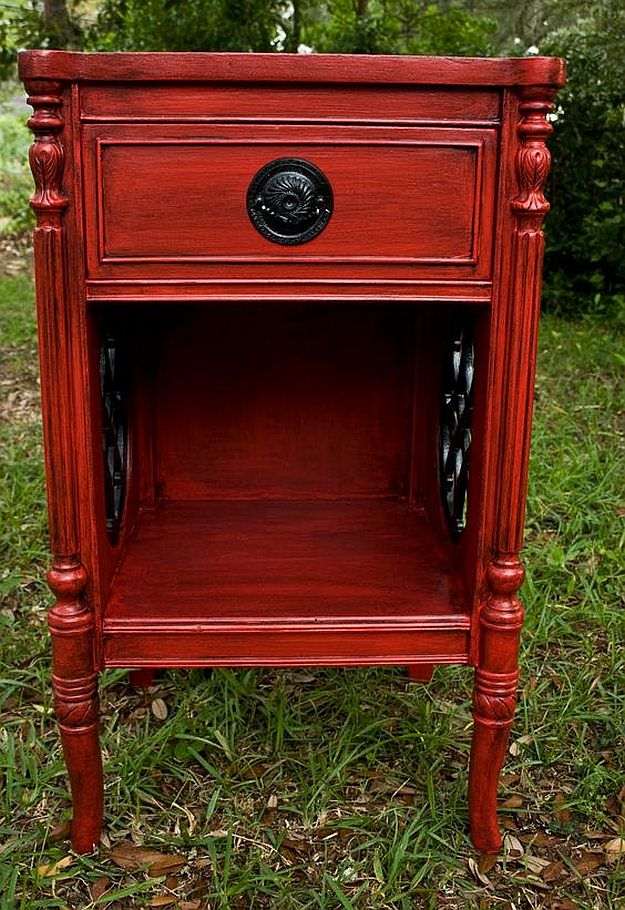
<box><xmin>0</xmin><ymin>1</ymin><xmax>82</xmax><ymax>79</ymax></box>
<box><xmin>542</xmin><ymin>4</ymin><xmax>625</xmax><ymax>319</ymax></box>
<box><xmin>300</xmin><ymin>1</ymin><xmax>496</xmax><ymax>55</ymax></box>
<box><xmin>88</xmin><ymin>0</ymin><xmax>285</xmax><ymax>52</ymax></box>
<box><xmin>0</xmin><ymin>108</ymin><xmax>33</xmax><ymax>237</ymax></box>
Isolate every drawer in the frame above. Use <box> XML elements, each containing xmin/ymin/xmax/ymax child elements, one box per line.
<box><xmin>82</xmin><ymin>123</ymin><xmax>497</xmax><ymax>291</ymax></box>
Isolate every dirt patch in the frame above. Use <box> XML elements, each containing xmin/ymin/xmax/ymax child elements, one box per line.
<box><xmin>0</xmin><ymin>234</ymin><xmax>32</xmax><ymax>276</ymax></box>
<box><xmin>0</xmin><ymin>379</ymin><xmax>39</xmax><ymax>423</ymax></box>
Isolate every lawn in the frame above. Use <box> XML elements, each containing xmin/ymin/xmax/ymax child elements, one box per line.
<box><xmin>0</xmin><ymin>101</ymin><xmax>624</xmax><ymax>910</ymax></box>
<box><xmin>1</xmin><ymin>271</ymin><xmax>624</xmax><ymax>908</ymax></box>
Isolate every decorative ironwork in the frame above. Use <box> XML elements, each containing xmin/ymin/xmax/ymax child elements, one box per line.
<box><xmin>440</xmin><ymin>323</ymin><xmax>474</xmax><ymax>536</ymax></box>
<box><xmin>247</xmin><ymin>157</ymin><xmax>333</xmax><ymax>245</ymax></box>
<box><xmin>99</xmin><ymin>333</ymin><xmax>128</xmax><ymax>544</ymax></box>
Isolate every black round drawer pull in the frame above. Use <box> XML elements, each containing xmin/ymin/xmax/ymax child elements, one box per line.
<box><xmin>247</xmin><ymin>157</ymin><xmax>333</xmax><ymax>245</ymax></box>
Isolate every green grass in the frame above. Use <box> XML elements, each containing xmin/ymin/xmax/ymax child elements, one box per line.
<box><xmin>1</xmin><ymin>274</ymin><xmax>624</xmax><ymax>908</ymax></box>
<box><xmin>0</xmin><ymin>88</ymin><xmax>32</xmax><ymax>239</ymax></box>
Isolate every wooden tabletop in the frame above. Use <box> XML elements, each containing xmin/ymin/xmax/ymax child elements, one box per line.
<box><xmin>18</xmin><ymin>50</ymin><xmax>566</xmax><ymax>87</ymax></box>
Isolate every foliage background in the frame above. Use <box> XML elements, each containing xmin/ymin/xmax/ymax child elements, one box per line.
<box><xmin>0</xmin><ymin>0</ymin><xmax>624</xmax><ymax>321</ymax></box>
<box><xmin>0</xmin><ymin>2</ymin><xmax>624</xmax><ymax>907</ymax></box>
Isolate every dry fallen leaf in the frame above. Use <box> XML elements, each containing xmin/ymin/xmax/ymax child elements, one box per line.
<box><xmin>49</xmin><ymin>820</ymin><xmax>71</xmax><ymax>843</ymax></box>
<box><xmin>90</xmin><ymin>876</ymin><xmax>111</xmax><ymax>900</ymax></box>
<box><xmin>574</xmin><ymin>850</ymin><xmax>603</xmax><ymax>875</ymax></box>
<box><xmin>542</xmin><ymin>860</ymin><xmax>565</xmax><ymax>882</ymax></box>
<box><xmin>179</xmin><ymin>902</ymin><xmax>202</xmax><ymax>910</ymax></box>
<box><xmin>554</xmin><ymin>793</ymin><xmax>572</xmax><ymax>824</ymax></box>
<box><xmin>604</xmin><ymin>793</ymin><xmax>624</xmax><ymax>819</ymax></box>
<box><xmin>147</xmin><ymin>898</ymin><xmax>177</xmax><ymax>908</ymax></box>
<box><xmin>522</xmin><ymin>831</ymin><xmax>554</xmax><ymax>848</ymax></box>
<box><xmin>37</xmin><ymin>854</ymin><xmax>74</xmax><ymax>877</ymax></box>
<box><xmin>501</xmin><ymin>795</ymin><xmax>524</xmax><ymax>809</ymax></box>
<box><xmin>503</xmin><ymin>833</ymin><xmax>524</xmax><ymax>860</ymax></box>
<box><xmin>477</xmin><ymin>852</ymin><xmax>498</xmax><ymax>875</ymax></box>
<box><xmin>468</xmin><ymin>856</ymin><xmax>492</xmax><ymax>886</ymax></box>
<box><xmin>605</xmin><ymin>837</ymin><xmax>625</xmax><ymax>862</ymax></box>
<box><xmin>501</xmin><ymin>772</ymin><xmax>521</xmax><ymax>787</ymax></box>
<box><xmin>109</xmin><ymin>841</ymin><xmax>186</xmax><ymax>877</ymax></box>
<box><xmin>151</xmin><ymin>698</ymin><xmax>168</xmax><ymax>720</ymax></box>
<box><xmin>149</xmin><ymin>854</ymin><xmax>188</xmax><ymax>877</ymax></box>
<box><xmin>261</xmin><ymin>796</ymin><xmax>277</xmax><ymax>826</ymax></box>
<box><xmin>395</xmin><ymin>783</ymin><xmax>417</xmax><ymax>804</ymax></box>
<box><xmin>524</xmin><ymin>855</ymin><xmax>552</xmax><ymax>874</ymax></box>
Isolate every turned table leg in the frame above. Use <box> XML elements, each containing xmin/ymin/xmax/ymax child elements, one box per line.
<box><xmin>406</xmin><ymin>664</ymin><xmax>434</xmax><ymax>682</ymax></box>
<box><xmin>48</xmin><ymin>560</ymin><xmax>103</xmax><ymax>854</ymax></box>
<box><xmin>25</xmin><ymin>79</ymin><xmax>104</xmax><ymax>854</ymax></box>
<box><xmin>129</xmin><ymin>669</ymin><xmax>156</xmax><ymax>688</ymax></box>
<box><xmin>469</xmin><ymin>557</ymin><xmax>524</xmax><ymax>854</ymax></box>
<box><xmin>467</xmin><ymin>87</ymin><xmax>556</xmax><ymax>853</ymax></box>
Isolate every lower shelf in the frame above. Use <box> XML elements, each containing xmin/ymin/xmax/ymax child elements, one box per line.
<box><xmin>102</xmin><ymin>500</ymin><xmax>471</xmax><ymax>667</ymax></box>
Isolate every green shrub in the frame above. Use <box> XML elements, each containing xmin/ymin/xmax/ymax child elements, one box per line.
<box><xmin>0</xmin><ymin>109</ymin><xmax>32</xmax><ymax>237</ymax></box>
<box><xmin>300</xmin><ymin>1</ymin><xmax>496</xmax><ymax>56</ymax></box>
<box><xmin>88</xmin><ymin>0</ymin><xmax>285</xmax><ymax>52</ymax></box>
<box><xmin>542</xmin><ymin>3</ymin><xmax>625</xmax><ymax>318</ymax></box>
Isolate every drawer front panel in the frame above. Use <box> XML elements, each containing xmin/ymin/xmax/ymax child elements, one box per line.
<box><xmin>80</xmin><ymin>84</ymin><xmax>501</xmax><ymax>125</ymax></box>
<box><xmin>82</xmin><ymin>124</ymin><xmax>497</xmax><ymax>286</ymax></box>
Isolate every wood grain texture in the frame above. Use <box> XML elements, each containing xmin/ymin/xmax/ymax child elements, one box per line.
<box><xmin>84</xmin><ymin>278</ymin><xmax>493</xmax><ymax>304</ymax></box>
<box><xmin>153</xmin><ymin>304</ymin><xmax>415</xmax><ymax>502</ymax></box>
<box><xmin>20</xmin><ymin>52</ymin><xmax>564</xmax><ymax>856</ymax></box>
<box><xmin>407</xmin><ymin>664</ymin><xmax>434</xmax><ymax>682</ymax></box>
<box><xmin>18</xmin><ymin>50</ymin><xmax>566</xmax><ymax>87</ymax></box>
<box><xmin>80</xmin><ymin>84</ymin><xmax>502</xmax><ymax>125</ymax></box>
<box><xmin>106</xmin><ymin>629</ymin><xmax>470</xmax><ymax>668</ymax></box>
<box><xmin>105</xmin><ymin>500</ymin><xmax>467</xmax><ymax>624</ymax></box>
<box><xmin>94</xmin><ymin>133</ymin><xmax>486</xmax><ymax>262</ymax></box>
<box><xmin>128</xmin><ymin>668</ymin><xmax>155</xmax><ymax>688</ymax></box>
<box><xmin>80</xmin><ymin>124</ymin><xmax>496</xmax><ymax>289</ymax></box>
<box><xmin>25</xmin><ymin>77</ymin><xmax>102</xmax><ymax>853</ymax></box>
<box><xmin>469</xmin><ymin>85</ymin><xmax>557</xmax><ymax>855</ymax></box>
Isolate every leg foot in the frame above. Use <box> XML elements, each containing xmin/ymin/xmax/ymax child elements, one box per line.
<box><xmin>468</xmin><ymin>558</ymin><xmax>524</xmax><ymax>854</ymax></box>
<box><xmin>129</xmin><ymin>668</ymin><xmax>155</xmax><ymax>688</ymax></box>
<box><xmin>48</xmin><ymin>560</ymin><xmax>103</xmax><ymax>854</ymax></box>
<box><xmin>406</xmin><ymin>664</ymin><xmax>434</xmax><ymax>683</ymax></box>
<box><xmin>53</xmin><ymin>672</ymin><xmax>103</xmax><ymax>853</ymax></box>
<box><xmin>468</xmin><ymin>711</ymin><xmax>512</xmax><ymax>853</ymax></box>
<box><xmin>61</xmin><ymin>722</ymin><xmax>103</xmax><ymax>853</ymax></box>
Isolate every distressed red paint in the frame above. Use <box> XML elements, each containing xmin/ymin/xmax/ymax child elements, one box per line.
<box><xmin>19</xmin><ymin>51</ymin><xmax>565</xmax><ymax>856</ymax></box>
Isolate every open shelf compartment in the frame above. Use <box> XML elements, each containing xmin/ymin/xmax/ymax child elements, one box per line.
<box><xmin>105</xmin><ymin>499</ymin><xmax>464</xmax><ymax>625</ymax></box>
<box><xmin>91</xmin><ymin>302</ymin><xmax>485</xmax><ymax>666</ymax></box>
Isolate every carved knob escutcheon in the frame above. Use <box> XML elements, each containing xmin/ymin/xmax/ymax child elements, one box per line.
<box><xmin>247</xmin><ymin>158</ymin><xmax>333</xmax><ymax>245</ymax></box>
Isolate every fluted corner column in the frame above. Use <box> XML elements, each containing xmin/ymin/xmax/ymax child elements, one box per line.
<box><xmin>26</xmin><ymin>79</ymin><xmax>103</xmax><ymax>854</ymax></box>
<box><xmin>469</xmin><ymin>85</ymin><xmax>556</xmax><ymax>855</ymax></box>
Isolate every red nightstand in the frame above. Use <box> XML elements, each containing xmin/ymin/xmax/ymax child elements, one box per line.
<box><xmin>19</xmin><ymin>50</ymin><xmax>565</xmax><ymax>855</ymax></box>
